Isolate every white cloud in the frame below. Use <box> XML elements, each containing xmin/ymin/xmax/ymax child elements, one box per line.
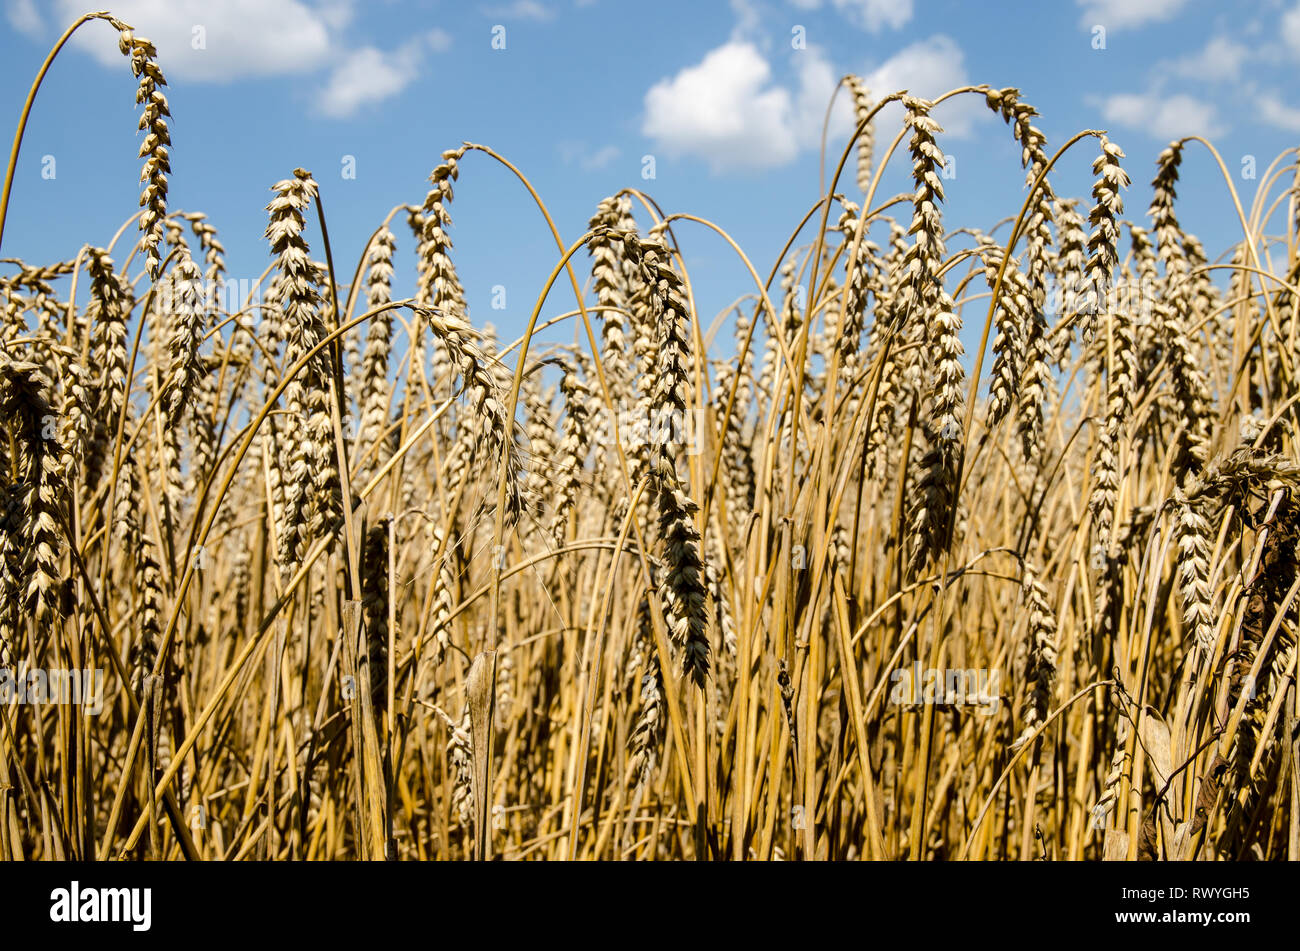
<box><xmin>485</xmin><ymin>0</ymin><xmax>555</xmax><ymax>21</ymax></box>
<box><xmin>45</xmin><ymin>0</ymin><xmax>337</xmax><ymax>81</ymax></box>
<box><xmin>1284</xmin><ymin>3</ymin><xmax>1300</xmax><ymax>57</ymax></box>
<box><xmin>5</xmin><ymin>0</ymin><xmax>41</xmax><ymax>34</ymax></box>
<box><xmin>1100</xmin><ymin>91</ymin><xmax>1223</xmax><ymax>139</ymax></box>
<box><xmin>427</xmin><ymin>28</ymin><xmax>453</xmax><ymax>53</ymax></box>
<box><xmin>558</xmin><ymin>141</ymin><xmax>621</xmax><ymax>170</ymax></box>
<box><xmin>642</xmin><ymin>34</ymin><xmax>979</xmax><ymax>173</ymax></box>
<box><xmin>1258</xmin><ymin>92</ymin><xmax>1300</xmax><ymax>132</ymax></box>
<box><xmin>313</xmin><ymin>0</ymin><xmax>354</xmax><ymax>31</ymax></box>
<box><xmin>832</xmin><ymin>0</ymin><xmax>913</xmax><ymax>32</ymax></box>
<box><xmin>1167</xmin><ymin>36</ymin><xmax>1249</xmax><ymax>81</ymax></box>
<box><xmin>643</xmin><ymin>41</ymin><xmax>801</xmax><ymax>171</ymax></box>
<box><xmin>584</xmin><ymin>145</ymin><xmax>621</xmax><ymax>170</ymax></box>
<box><xmin>861</xmin><ymin>36</ymin><xmax>983</xmax><ymax>136</ymax></box>
<box><xmin>787</xmin><ymin>0</ymin><xmax>914</xmax><ymax>32</ymax></box>
<box><xmin>316</xmin><ymin>33</ymin><xmax>444</xmax><ymax>118</ymax></box>
<box><xmin>1076</xmin><ymin>0</ymin><xmax>1190</xmax><ymax>30</ymax></box>
<box><xmin>728</xmin><ymin>0</ymin><xmax>765</xmax><ymax>40</ymax></box>
<box><xmin>795</xmin><ymin>43</ymin><xmax>849</xmax><ymax>138</ymax></box>
<box><xmin>14</xmin><ymin>1</ymin><xmax>444</xmax><ymax>115</ymax></box>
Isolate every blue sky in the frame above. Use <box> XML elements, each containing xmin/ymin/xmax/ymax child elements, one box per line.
<box><xmin>3</xmin><ymin>0</ymin><xmax>1299</xmax><ymax>353</ymax></box>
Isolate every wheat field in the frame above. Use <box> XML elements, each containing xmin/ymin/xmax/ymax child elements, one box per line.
<box><xmin>0</xmin><ymin>11</ymin><xmax>1298</xmax><ymax>862</ymax></box>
